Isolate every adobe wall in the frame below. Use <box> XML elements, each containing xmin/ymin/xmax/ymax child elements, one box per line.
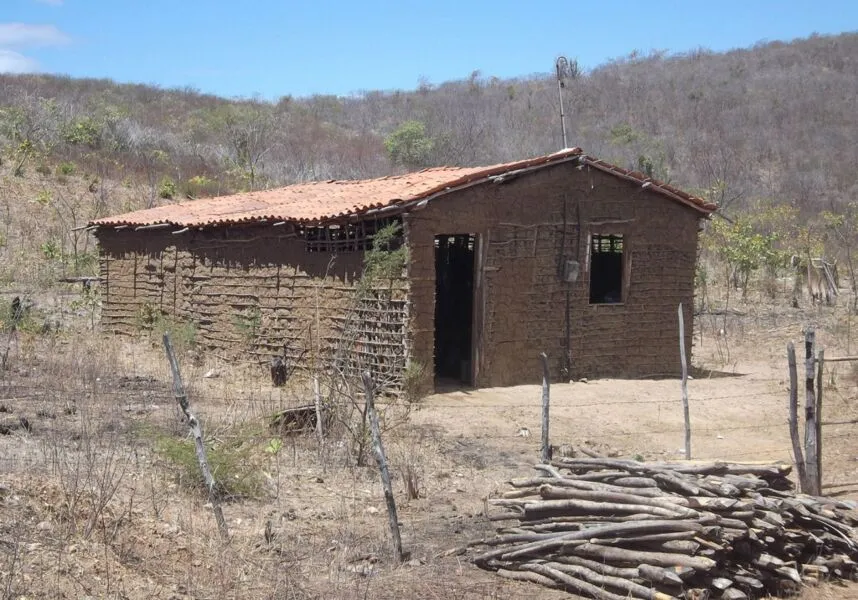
<box><xmin>96</xmin><ymin>225</ymin><xmax>408</xmax><ymax>375</ymax></box>
<box><xmin>405</xmin><ymin>161</ymin><xmax>701</xmax><ymax>388</ymax></box>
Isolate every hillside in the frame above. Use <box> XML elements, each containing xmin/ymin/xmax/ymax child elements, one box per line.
<box><xmin>0</xmin><ymin>32</ymin><xmax>857</xmax><ymax>287</ymax></box>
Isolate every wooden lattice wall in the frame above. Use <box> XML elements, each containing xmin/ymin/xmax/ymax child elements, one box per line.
<box><xmin>96</xmin><ymin>223</ymin><xmax>410</xmax><ymax>383</ymax></box>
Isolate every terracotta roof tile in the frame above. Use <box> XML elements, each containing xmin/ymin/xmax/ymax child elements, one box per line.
<box><xmin>91</xmin><ymin>148</ymin><xmax>715</xmax><ymax>228</ymax></box>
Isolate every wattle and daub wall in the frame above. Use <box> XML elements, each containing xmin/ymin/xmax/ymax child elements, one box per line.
<box><xmin>407</xmin><ymin>162</ymin><xmax>700</xmax><ymax>387</ymax></box>
<box><xmin>96</xmin><ymin>161</ymin><xmax>702</xmax><ymax>388</ymax></box>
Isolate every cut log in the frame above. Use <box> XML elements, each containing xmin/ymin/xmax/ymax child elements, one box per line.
<box><xmin>551</xmin><ymin>554</ymin><xmax>639</xmax><ymax>579</ymax></box>
<box><xmin>520</xmin><ymin>563</ymin><xmax>631</xmax><ymax>600</ymax></box>
<box><xmin>546</xmin><ymin>560</ymin><xmax>678</xmax><ymax>600</ymax></box>
<box><xmin>646</xmin><ymin>540</ymin><xmax>700</xmax><ymax>555</ymax></box>
<box><xmin>711</xmin><ymin>576</ymin><xmax>734</xmax><ymax>591</ymax></box>
<box><xmin>475</xmin><ymin>521</ymin><xmax>703</xmax><ymax>563</ymax></box>
<box><xmin>637</xmin><ymin>563</ymin><xmax>690</xmax><ymax>585</ymax></box>
<box><xmin>536</xmin><ymin>484</ymin><xmax>700</xmax><ymax>516</ymax></box>
<box><xmin>731</xmin><ymin>574</ymin><xmax>764</xmax><ymax>591</ymax></box>
<box><xmin>496</xmin><ymin>568</ymin><xmax>561</xmax><ymax>589</ymax></box>
<box><xmin>523</xmin><ymin>498</ymin><xmax>690</xmax><ymax>519</ymax></box>
<box><xmin>595</xmin><ymin>531</ymin><xmax>697</xmax><ymax>547</ymax></box>
<box><xmin>468</xmin><ymin>458</ymin><xmax>858</xmax><ymax>599</ymax></box>
<box><xmin>573</xmin><ymin>543</ymin><xmax>718</xmax><ymax>571</ymax></box>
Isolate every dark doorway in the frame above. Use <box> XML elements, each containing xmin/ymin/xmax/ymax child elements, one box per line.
<box><xmin>434</xmin><ymin>234</ymin><xmax>476</xmax><ymax>384</ymax></box>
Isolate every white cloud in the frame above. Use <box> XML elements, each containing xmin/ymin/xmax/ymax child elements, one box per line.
<box><xmin>0</xmin><ymin>23</ymin><xmax>71</xmax><ymax>48</ymax></box>
<box><xmin>0</xmin><ymin>49</ymin><xmax>40</xmax><ymax>73</ymax></box>
<box><xmin>0</xmin><ymin>23</ymin><xmax>70</xmax><ymax>74</ymax></box>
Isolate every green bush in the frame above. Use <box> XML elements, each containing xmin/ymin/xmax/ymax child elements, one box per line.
<box><xmin>158</xmin><ymin>176</ymin><xmax>177</xmax><ymax>200</ymax></box>
<box><xmin>402</xmin><ymin>360</ymin><xmax>428</xmax><ymax>402</ymax></box>
<box><xmin>153</xmin><ymin>427</ymin><xmax>265</xmax><ymax>500</ymax></box>
<box><xmin>62</xmin><ymin>118</ymin><xmax>101</xmax><ymax>148</ymax></box>
<box><xmin>384</xmin><ymin>120</ymin><xmax>434</xmax><ymax>169</ymax></box>
<box><xmin>136</xmin><ymin>303</ymin><xmax>197</xmax><ymax>352</ymax></box>
<box><xmin>184</xmin><ymin>175</ymin><xmax>219</xmax><ymax>198</ymax></box>
<box><xmin>57</xmin><ymin>162</ymin><xmax>76</xmax><ymax>176</ymax></box>
<box><xmin>233</xmin><ymin>306</ymin><xmax>261</xmax><ymax>343</ymax></box>
<box><xmin>40</xmin><ymin>239</ymin><xmax>61</xmax><ymax>261</ymax></box>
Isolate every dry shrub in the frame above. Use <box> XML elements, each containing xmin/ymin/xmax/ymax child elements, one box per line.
<box><xmin>149</xmin><ymin>423</ymin><xmax>268</xmax><ymax>501</ymax></box>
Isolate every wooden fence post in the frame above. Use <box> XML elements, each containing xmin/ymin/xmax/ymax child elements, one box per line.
<box><xmin>816</xmin><ymin>348</ymin><xmax>824</xmax><ymax>494</ymax></box>
<box><xmin>804</xmin><ymin>329</ymin><xmax>820</xmax><ymax>496</ymax></box>
<box><xmin>678</xmin><ymin>303</ymin><xmax>691</xmax><ymax>460</ymax></box>
<box><xmin>313</xmin><ymin>375</ymin><xmax>324</xmax><ymax>442</ymax></box>
<box><xmin>540</xmin><ymin>353</ymin><xmax>551</xmax><ymax>464</ymax></box>
<box><xmin>787</xmin><ymin>342</ymin><xmax>808</xmax><ymax>492</ymax></box>
<box><xmin>361</xmin><ymin>371</ymin><xmax>404</xmax><ymax>563</ymax></box>
<box><xmin>163</xmin><ymin>333</ymin><xmax>229</xmax><ymax>541</ymax></box>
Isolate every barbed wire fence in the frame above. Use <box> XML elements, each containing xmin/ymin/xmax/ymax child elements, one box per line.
<box><xmin>1</xmin><ymin>326</ymin><xmax>856</xmax><ymax>511</ymax></box>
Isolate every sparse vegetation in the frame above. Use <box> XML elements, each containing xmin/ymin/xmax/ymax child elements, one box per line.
<box><xmin>233</xmin><ymin>305</ymin><xmax>261</xmax><ymax>344</ymax></box>
<box><xmin>152</xmin><ymin>425</ymin><xmax>266</xmax><ymax>500</ymax></box>
<box><xmin>157</xmin><ymin>175</ymin><xmax>177</xmax><ymax>199</ymax></box>
<box><xmin>137</xmin><ymin>302</ymin><xmax>198</xmax><ymax>352</ymax></box>
<box><xmin>1</xmin><ymin>32</ymin><xmax>858</xmax><ymax>600</ymax></box>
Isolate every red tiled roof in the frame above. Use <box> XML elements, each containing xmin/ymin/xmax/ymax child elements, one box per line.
<box><xmin>90</xmin><ymin>148</ymin><xmax>715</xmax><ymax>228</ymax></box>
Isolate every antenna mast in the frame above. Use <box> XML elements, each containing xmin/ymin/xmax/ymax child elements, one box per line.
<box><xmin>555</xmin><ymin>56</ymin><xmax>577</xmax><ymax>150</ymax></box>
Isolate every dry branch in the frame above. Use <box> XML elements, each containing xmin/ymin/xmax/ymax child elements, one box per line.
<box><xmin>163</xmin><ymin>333</ymin><xmax>229</xmax><ymax>541</ymax></box>
<box><xmin>467</xmin><ymin>458</ymin><xmax>858</xmax><ymax>599</ymax></box>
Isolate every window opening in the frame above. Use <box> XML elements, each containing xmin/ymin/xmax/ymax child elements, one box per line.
<box><xmin>589</xmin><ymin>234</ymin><xmax>624</xmax><ymax>304</ymax></box>
<box><xmin>300</xmin><ymin>217</ymin><xmax>401</xmax><ymax>253</ymax></box>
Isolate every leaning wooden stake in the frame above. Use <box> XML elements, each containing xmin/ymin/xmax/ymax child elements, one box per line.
<box><xmin>804</xmin><ymin>329</ymin><xmax>820</xmax><ymax>496</ymax></box>
<box><xmin>540</xmin><ymin>352</ymin><xmax>551</xmax><ymax>463</ymax></box>
<box><xmin>0</xmin><ymin>298</ymin><xmax>23</xmax><ymax>370</ymax></box>
<box><xmin>787</xmin><ymin>342</ymin><xmax>807</xmax><ymax>492</ymax></box>
<box><xmin>816</xmin><ymin>347</ymin><xmax>824</xmax><ymax>494</ymax></box>
<box><xmin>313</xmin><ymin>375</ymin><xmax>324</xmax><ymax>442</ymax></box>
<box><xmin>678</xmin><ymin>303</ymin><xmax>691</xmax><ymax>460</ymax></box>
<box><xmin>163</xmin><ymin>333</ymin><xmax>229</xmax><ymax>541</ymax></box>
<box><xmin>362</xmin><ymin>371</ymin><xmax>404</xmax><ymax>563</ymax></box>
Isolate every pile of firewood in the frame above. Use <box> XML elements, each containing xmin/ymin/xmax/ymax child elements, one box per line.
<box><xmin>469</xmin><ymin>458</ymin><xmax>858</xmax><ymax>599</ymax></box>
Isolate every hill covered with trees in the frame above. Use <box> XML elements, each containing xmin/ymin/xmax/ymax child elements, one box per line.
<box><xmin>0</xmin><ymin>31</ymin><xmax>856</xmax><ymax>289</ymax></box>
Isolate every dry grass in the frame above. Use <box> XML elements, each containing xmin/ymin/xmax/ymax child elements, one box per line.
<box><xmin>0</xmin><ymin>282</ymin><xmax>857</xmax><ymax>599</ymax></box>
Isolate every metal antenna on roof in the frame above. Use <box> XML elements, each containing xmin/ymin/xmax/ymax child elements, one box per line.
<box><xmin>555</xmin><ymin>56</ymin><xmax>579</xmax><ymax>150</ymax></box>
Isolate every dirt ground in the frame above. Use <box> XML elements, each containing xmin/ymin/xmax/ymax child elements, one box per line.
<box><xmin>0</xmin><ymin>298</ymin><xmax>857</xmax><ymax>599</ymax></box>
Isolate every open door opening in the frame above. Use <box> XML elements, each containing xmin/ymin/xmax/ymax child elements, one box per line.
<box><xmin>434</xmin><ymin>234</ymin><xmax>476</xmax><ymax>385</ymax></box>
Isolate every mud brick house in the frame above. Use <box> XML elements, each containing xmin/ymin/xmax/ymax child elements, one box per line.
<box><xmin>89</xmin><ymin>148</ymin><xmax>716</xmax><ymax>390</ymax></box>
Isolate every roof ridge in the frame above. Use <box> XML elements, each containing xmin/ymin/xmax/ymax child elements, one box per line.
<box><xmin>90</xmin><ymin>147</ymin><xmax>713</xmax><ymax>228</ymax></box>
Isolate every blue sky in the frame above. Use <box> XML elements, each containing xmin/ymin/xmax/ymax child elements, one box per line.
<box><xmin>1</xmin><ymin>0</ymin><xmax>856</xmax><ymax>100</ymax></box>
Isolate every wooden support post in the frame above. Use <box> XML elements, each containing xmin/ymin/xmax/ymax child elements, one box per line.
<box><xmin>313</xmin><ymin>375</ymin><xmax>324</xmax><ymax>442</ymax></box>
<box><xmin>787</xmin><ymin>342</ymin><xmax>807</xmax><ymax>492</ymax></box>
<box><xmin>804</xmin><ymin>329</ymin><xmax>820</xmax><ymax>496</ymax></box>
<box><xmin>362</xmin><ymin>371</ymin><xmax>404</xmax><ymax>563</ymax></box>
<box><xmin>163</xmin><ymin>333</ymin><xmax>229</xmax><ymax>541</ymax></box>
<box><xmin>678</xmin><ymin>303</ymin><xmax>691</xmax><ymax>460</ymax></box>
<box><xmin>540</xmin><ymin>352</ymin><xmax>551</xmax><ymax>464</ymax></box>
<box><xmin>816</xmin><ymin>348</ymin><xmax>824</xmax><ymax>493</ymax></box>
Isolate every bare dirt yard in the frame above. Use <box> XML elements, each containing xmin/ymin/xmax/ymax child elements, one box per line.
<box><xmin>0</xmin><ymin>297</ymin><xmax>857</xmax><ymax>599</ymax></box>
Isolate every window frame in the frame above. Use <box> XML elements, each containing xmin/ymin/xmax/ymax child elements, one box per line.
<box><xmin>586</xmin><ymin>232</ymin><xmax>628</xmax><ymax>305</ymax></box>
